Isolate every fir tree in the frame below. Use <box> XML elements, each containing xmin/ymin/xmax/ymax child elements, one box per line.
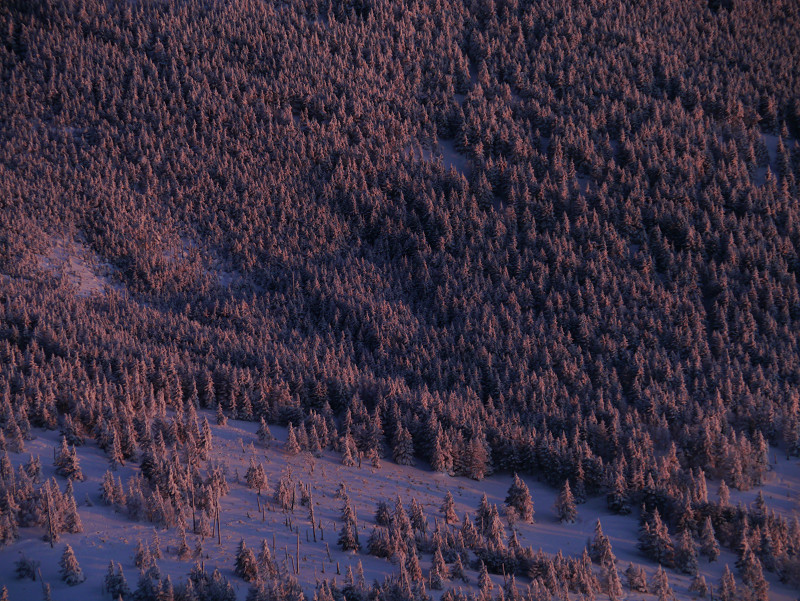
<box><xmin>602</xmin><ymin>556</ymin><xmax>623</xmax><ymax>601</ymax></box>
<box><xmin>60</xmin><ymin>544</ymin><xmax>86</xmax><ymax>585</ymax></box>
<box><xmin>177</xmin><ymin>524</ymin><xmax>192</xmax><ymax>560</ymax></box>
<box><xmin>441</xmin><ymin>491</ymin><xmax>458</xmax><ymax>525</ymax></box>
<box><xmin>652</xmin><ymin>565</ymin><xmax>673</xmax><ymax>601</ymax></box>
<box><xmin>588</xmin><ymin>519</ymin><xmax>612</xmax><ymax>563</ymax></box>
<box><xmin>406</xmin><ymin>547</ymin><xmax>423</xmax><ymax>581</ymax></box>
<box><xmin>108</xmin><ymin>429</ymin><xmax>125</xmax><ymax>470</ymax></box>
<box><xmin>409</xmin><ymin>498</ymin><xmax>427</xmax><ymax>533</ymax></box>
<box><xmin>505</xmin><ymin>474</ymin><xmax>534</xmax><ymax>523</ymax></box>
<box><xmin>738</xmin><ymin>541</ymin><xmax>769</xmax><ymax>601</ymax></box>
<box><xmin>258</xmin><ymin>539</ymin><xmax>277</xmax><ymax>579</ymax></box>
<box><xmin>478</xmin><ymin>561</ymin><xmax>493</xmax><ymax>600</ymax></box>
<box><xmin>720</xmin><ymin>565</ymin><xmax>737</xmax><ymax>601</ymax></box>
<box><xmin>689</xmin><ymin>573</ymin><xmax>709</xmax><ymax>597</ymax></box>
<box><xmin>486</xmin><ymin>504</ymin><xmax>506</xmax><ymax>547</ymax></box>
<box><xmin>700</xmin><ymin>516</ymin><xmax>720</xmax><ymax>562</ymax></box>
<box><xmin>367</xmin><ymin>526</ymin><xmax>392</xmax><ymax>558</ymax></box>
<box><xmin>257</xmin><ymin>417</ymin><xmax>273</xmax><ymax>447</ymax></box>
<box><xmin>245</xmin><ymin>458</ymin><xmax>268</xmax><ymax>494</ymax></box>
<box><xmin>606</xmin><ymin>466</ymin><xmax>630</xmax><ymax>514</ymax></box>
<box><xmin>638</xmin><ymin>508</ymin><xmax>674</xmax><ymax>567</ymax></box>
<box><xmin>215</xmin><ymin>403</ymin><xmax>227</xmax><ymax>426</ymax></box>
<box><xmin>234</xmin><ymin>539</ymin><xmax>259</xmax><ymax>582</ymax></box>
<box><xmin>375</xmin><ymin>501</ymin><xmax>392</xmax><ymax>527</ymax></box>
<box><xmin>63</xmin><ymin>484</ymin><xmax>83</xmax><ymax>533</ymax></box>
<box><xmin>625</xmin><ymin>562</ymin><xmax>648</xmax><ymax>593</ymax></box>
<box><xmin>14</xmin><ymin>554</ymin><xmax>39</xmax><ymax>580</ymax></box>
<box><xmin>104</xmin><ymin>561</ymin><xmax>130</xmax><ymax>599</ymax></box>
<box><xmin>451</xmin><ymin>553</ymin><xmax>467</xmax><ymax>583</ymax></box>
<box><xmin>554</xmin><ymin>480</ymin><xmax>577</xmax><ymax>523</ymax></box>
<box><xmin>285</xmin><ymin>423</ymin><xmax>301</xmax><ymax>455</ymax></box>
<box><xmin>718</xmin><ymin>479</ymin><xmax>731</xmax><ymax>506</ymax></box>
<box><xmin>428</xmin><ymin>546</ymin><xmax>449</xmax><ymax>590</ymax></box>
<box><xmin>392</xmin><ymin>424</ymin><xmax>415</xmax><ymax>466</ymax></box>
<box><xmin>134</xmin><ymin>539</ymin><xmax>153</xmax><ymax>569</ymax></box>
<box><xmin>338</xmin><ymin>519</ymin><xmax>360</xmax><ymax>552</ymax></box>
<box><xmin>460</xmin><ymin>512</ymin><xmax>479</xmax><ymax>548</ymax></box>
<box><xmin>54</xmin><ymin>437</ymin><xmax>83</xmax><ymax>481</ymax></box>
<box><xmin>338</xmin><ymin>494</ymin><xmax>360</xmax><ymax>551</ymax></box>
<box><xmin>675</xmin><ymin>527</ymin><xmax>699</xmax><ymax>575</ymax></box>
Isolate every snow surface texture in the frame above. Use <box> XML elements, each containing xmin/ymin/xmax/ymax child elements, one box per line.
<box><xmin>1</xmin><ymin>414</ymin><xmax>799</xmax><ymax>600</ymax></box>
<box><xmin>36</xmin><ymin>237</ymin><xmax>117</xmax><ymax>298</ymax></box>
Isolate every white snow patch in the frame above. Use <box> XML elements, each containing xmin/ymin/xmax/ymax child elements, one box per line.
<box><xmin>36</xmin><ymin>237</ymin><xmax>118</xmax><ymax>297</ymax></box>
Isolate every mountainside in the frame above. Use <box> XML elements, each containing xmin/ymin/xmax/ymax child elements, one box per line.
<box><xmin>1</xmin><ymin>0</ymin><xmax>800</xmax><ymax>599</ymax></box>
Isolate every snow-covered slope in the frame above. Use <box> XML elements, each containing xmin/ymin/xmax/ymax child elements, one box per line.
<box><xmin>1</xmin><ymin>414</ymin><xmax>798</xmax><ymax>600</ymax></box>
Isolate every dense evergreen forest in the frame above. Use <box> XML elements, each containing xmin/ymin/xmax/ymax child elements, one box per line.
<box><xmin>1</xmin><ymin>0</ymin><xmax>800</xmax><ymax>598</ymax></box>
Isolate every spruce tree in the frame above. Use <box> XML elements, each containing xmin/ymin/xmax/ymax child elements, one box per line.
<box><xmin>554</xmin><ymin>480</ymin><xmax>577</xmax><ymax>523</ymax></box>
<box><xmin>638</xmin><ymin>508</ymin><xmax>674</xmax><ymax>567</ymax></box>
<box><xmin>63</xmin><ymin>484</ymin><xmax>83</xmax><ymax>533</ymax></box>
<box><xmin>431</xmin><ymin>436</ymin><xmax>450</xmax><ymax>474</ymax></box>
<box><xmin>720</xmin><ymin>565</ymin><xmax>737</xmax><ymax>601</ymax></box>
<box><xmin>625</xmin><ymin>563</ymin><xmax>647</xmax><ymax>593</ymax></box>
<box><xmin>588</xmin><ymin>519</ymin><xmax>612</xmax><ymax>563</ymax></box>
<box><xmin>409</xmin><ymin>498</ymin><xmax>427</xmax><ymax>533</ymax></box>
<box><xmin>338</xmin><ymin>495</ymin><xmax>360</xmax><ymax>551</ymax></box>
<box><xmin>485</xmin><ymin>504</ymin><xmax>505</xmax><ymax>547</ymax></box>
<box><xmin>405</xmin><ymin>547</ymin><xmax>423</xmax><ymax>581</ymax></box>
<box><xmin>652</xmin><ymin>565</ymin><xmax>673</xmax><ymax>601</ymax></box>
<box><xmin>478</xmin><ymin>561</ymin><xmax>493</xmax><ymax>600</ymax></box>
<box><xmin>338</xmin><ymin>519</ymin><xmax>359</xmax><ymax>552</ymax></box>
<box><xmin>177</xmin><ymin>524</ymin><xmax>191</xmax><ymax>560</ymax></box>
<box><xmin>606</xmin><ymin>466</ymin><xmax>630</xmax><ymax>514</ymax></box>
<box><xmin>451</xmin><ymin>553</ymin><xmax>467</xmax><ymax>583</ymax></box>
<box><xmin>675</xmin><ymin>527</ymin><xmax>699</xmax><ymax>575</ymax></box>
<box><xmin>505</xmin><ymin>474</ymin><xmax>534</xmax><ymax>523</ymax></box>
<box><xmin>60</xmin><ymin>544</ymin><xmax>86</xmax><ymax>585</ymax></box>
<box><xmin>441</xmin><ymin>491</ymin><xmax>458</xmax><ymax>524</ymax></box>
<box><xmin>718</xmin><ymin>480</ymin><xmax>731</xmax><ymax>506</ymax></box>
<box><xmin>428</xmin><ymin>546</ymin><xmax>449</xmax><ymax>590</ymax></box>
<box><xmin>738</xmin><ymin>542</ymin><xmax>769</xmax><ymax>601</ymax></box>
<box><xmin>285</xmin><ymin>423</ymin><xmax>301</xmax><ymax>455</ymax></box>
<box><xmin>215</xmin><ymin>403</ymin><xmax>227</xmax><ymax>426</ymax></box>
<box><xmin>367</xmin><ymin>526</ymin><xmax>392</xmax><ymax>558</ymax></box>
<box><xmin>392</xmin><ymin>424</ymin><xmax>415</xmax><ymax>466</ymax></box>
<box><xmin>461</xmin><ymin>513</ymin><xmax>479</xmax><ymax>548</ymax></box>
<box><xmin>257</xmin><ymin>417</ymin><xmax>273</xmax><ymax>447</ymax></box>
<box><xmin>54</xmin><ymin>437</ymin><xmax>84</xmax><ymax>481</ymax></box>
<box><xmin>134</xmin><ymin>539</ymin><xmax>153</xmax><ymax>569</ymax></box>
<box><xmin>258</xmin><ymin>539</ymin><xmax>277</xmax><ymax>579</ymax></box>
<box><xmin>476</xmin><ymin>493</ymin><xmax>492</xmax><ymax>535</ymax></box>
<box><xmin>245</xmin><ymin>458</ymin><xmax>268</xmax><ymax>494</ymax></box>
<box><xmin>104</xmin><ymin>561</ymin><xmax>130</xmax><ymax>599</ymax></box>
<box><xmin>108</xmin><ymin>429</ymin><xmax>125</xmax><ymax>470</ymax></box>
<box><xmin>602</xmin><ymin>556</ymin><xmax>623</xmax><ymax>601</ymax></box>
<box><xmin>234</xmin><ymin>539</ymin><xmax>259</xmax><ymax>582</ymax></box>
<box><xmin>375</xmin><ymin>501</ymin><xmax>392</xmax><ymax>527</ymax></box>
<box><xmin>689</xmin><ymin>573</ymin><xmax>709</xmax><ymax>597</ymax></box>
<box><xmin>700</xmin><ymin>516</ymin><xmax>720</xmax><ymax>562</ymax></box>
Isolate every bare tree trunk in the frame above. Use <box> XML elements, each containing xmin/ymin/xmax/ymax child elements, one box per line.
<box><xmin>216</xmin><ymin>498</ymin><xmax>221</xmax><ymax>545</ymax></box>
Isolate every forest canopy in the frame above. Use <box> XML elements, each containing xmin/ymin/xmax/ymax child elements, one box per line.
<box><xmin>1</xmin><ymin>0</ymin><xmax>800</xmax><ymax>536</ymax></box>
